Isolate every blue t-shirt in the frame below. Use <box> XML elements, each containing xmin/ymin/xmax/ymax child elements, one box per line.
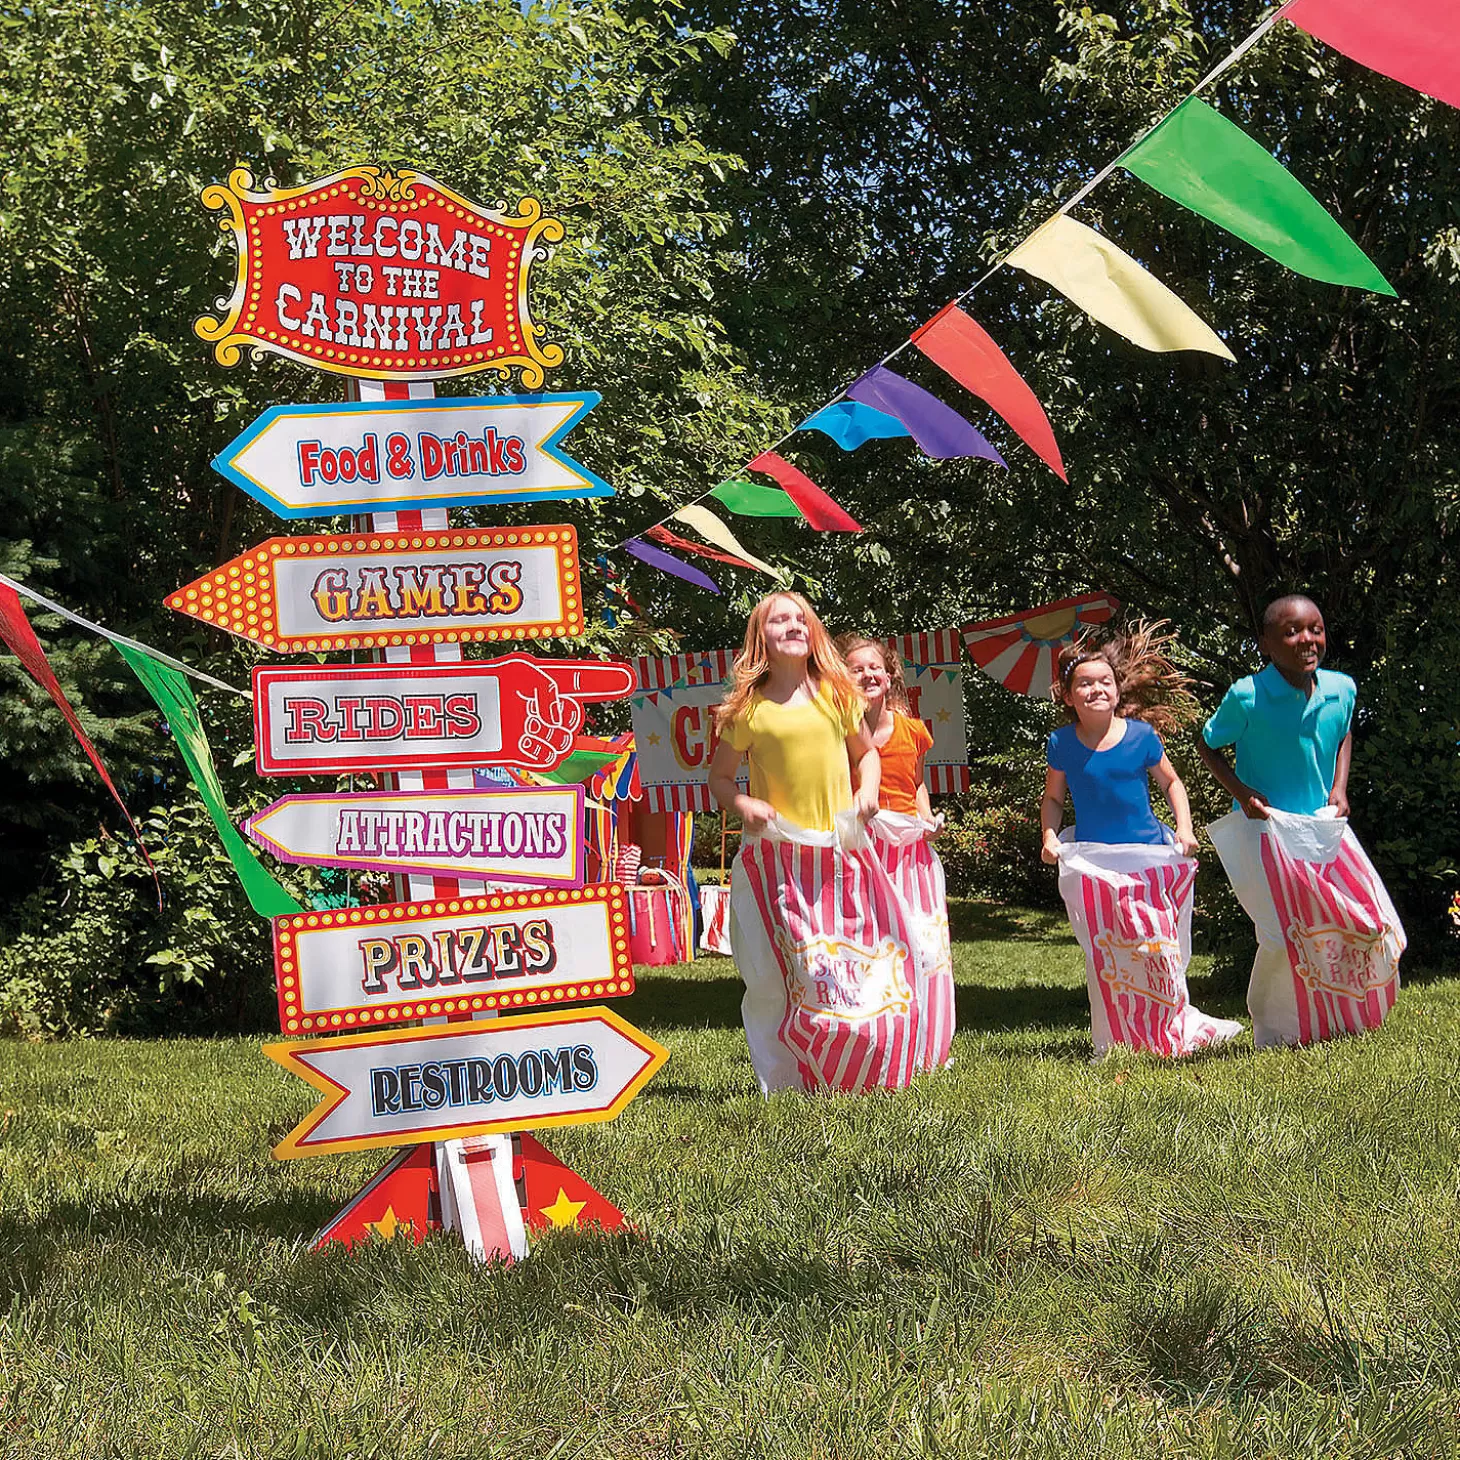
<box><xmin>1047</xmin><ymin>718</ymin><xmax>1166</xmax><ymax>845</ymax></box>
<box><xmin>1201</xmin><ymin>664</ymin><xmax>1355</xmax><ymax>814</ymax></box>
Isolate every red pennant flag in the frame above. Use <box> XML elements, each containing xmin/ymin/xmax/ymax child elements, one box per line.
<box><xmin>912</xmin><ymin>304</ymin><xmax>1066</xmax><ymax>480</ymax></box>
<box><xmin>1285</xmin><ymin>0</ymin><xmax>1460</xmax><ymax>112</ymax></box>
<box><xmin>748</xmin><ymin>452</ymin><xmax>861</xmax><ymax>532</ymax></box>
<box><xmin>646</xmin><ymin>523</ymin><xmax>760</xmax><ymax>572</ymax></box>
<box><xmin>311</xmin><ymin>1144</ymin><xmax>440</xmax><ymax>1251</ymax></box>
<box><xmin>0</xmin><ymin>585</ymin><xmax>154</xmax><ymax>877</ymax></box>
<box><xmin>516</xmin><ymin>1134</ymin><xmax>629</xmax><ymax>1233</ymax></box>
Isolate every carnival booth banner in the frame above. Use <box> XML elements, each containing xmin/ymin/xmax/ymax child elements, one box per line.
<box><xmin>265</xmin><ymin>1005</ymin><xmax>667</xmax><ymax>1158</ymax></box>
<box><xmin>1056</xmin><ymin>839</ymin><xmax>1243</xmax><ymax>1058</ymax></box>
<box><xmin>1207</xmin><ymin>808</ymin><xmax>1403</xmax><ymax>1050</ymax></box>
<box><xmin>195</xmin><ymin>165</ymin><xmax>564</xmax><ymax>386</ymax></box>
<box><xmin>213</xmin><ymin>395</ymin><xmax>612</xmax><ymax>519</ymax></box>
<box><xmin>252</xmin><ymin>653</ymin><xmax>634</xmax><ymax>776</ymax></box>
<box><xmin>631</xmin><ymin>632</ymin><xmax>970</xmax><ymax>810</ymax></box>
<box><xmin>961</xmin><ymin>593</ymin><xmax>1120</xmax><ymax>700</ymax></box>
<box><xmin>168</xmin><ymin>526</ymin><xmax>582</xmax><ymax>653</ymax></box>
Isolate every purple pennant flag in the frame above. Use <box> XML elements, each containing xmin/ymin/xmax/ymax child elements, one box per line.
<box><xmin>624</xmin><ymin>538</ymin><xmax>720</xmax><ymax>594</ymax></box>
<box><xmin>847</xmin><ymin>364</ymin><xmax>1006</xmax><ymax>465</ymax></box>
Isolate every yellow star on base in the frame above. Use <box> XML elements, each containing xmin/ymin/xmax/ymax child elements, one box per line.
<box><xmin>936</xmin><ymin>708</ymin><xmax>952</xmax><ymax>722</ymax></box>
<box><xmin>540</xmin><ymin>1187</ymin><xmax>587</xmax><ymax>1229</ymax></box>
<box><xmin>366</xmin><ymin>1205</ymin><xmax>411</xmax><ymax>1241</ymax></box>
<box><xmin>646</xmin><ymin>732</ymin><xmax>662</xmax><ymax>746</ymax></box>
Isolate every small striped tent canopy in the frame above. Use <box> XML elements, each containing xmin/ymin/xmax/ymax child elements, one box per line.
<box><xmin>959</xmin><ymin>593</ymin><xmax>1120</xmax><ymax>699</ymax></box>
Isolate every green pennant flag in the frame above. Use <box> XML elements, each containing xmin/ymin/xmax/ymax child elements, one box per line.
<box><xmin>116</xmin><ymin>643</ymin><xmax>302</xmax><ymax>918</ymax></box>
<box><xmin>709</xmin><ymin>479</ymin><xmax>803</xmax><ymax>518</ymax></box>
<box><xmin>536</xmin><ymin>749</ymin><xmax>620</xmax><ymax>786</ymax></box>
<box><xmin>1121</xmin><ymin>97</ymin><xmax>1395</xmax><ymax>296</ymax></box>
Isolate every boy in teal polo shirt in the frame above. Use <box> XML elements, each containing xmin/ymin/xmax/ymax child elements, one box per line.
<box><xmin>1197</xmin><ymin>594</ymin><xmax>1354</xmax><ymax>818</ymax></box>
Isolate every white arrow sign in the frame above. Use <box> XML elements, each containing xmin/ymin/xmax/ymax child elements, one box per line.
<box><xmin>212</xmin><ymin>394</ymin><xmax>612</xmax><ymax>519</ymax></box>
<box><xmin>264</xmin><ymin>1006</ymin><xmax>667</xmax><ymax>1158</ymax></box>
<box><xmin>244</xmin><ymin>785</ymin><xmax>585</xmax><ymax>888</ymax></box>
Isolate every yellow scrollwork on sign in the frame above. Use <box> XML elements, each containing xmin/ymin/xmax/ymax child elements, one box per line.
<box><xmin>1288</xmin><ymin>922</ymin><xmax>1394</xmax><ymax>998</ymax></box>
<box><xmin>775</xmin><ymin>929</ymin><xmax>913</xmax><ymax>1023</ymax></box>
<box><xmin>1094</xmin><ymin>929</ymin><xmax>1184</xmax><ymax>1008</ymax></box>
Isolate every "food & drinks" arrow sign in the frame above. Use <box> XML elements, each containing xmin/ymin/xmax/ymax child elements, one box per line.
<box><xmin>264</xmin><ymin>1005</ymin><xmax>667</xmax><ymax>1158</ymax></box>
<box><xmin>273</xmin><ymin>883</ymin><xmax>633</xmax><ymax>1033</ymax></box>
<box><xmin>245</xmin><ymin>785</ymin><xmax>585</xmax><ymax>888</ymax></box>
<box><xmin>251</xmin><ymin>654</ymin><xmax>634</xmax><ymax>776</ymax></box>
<box><xmin>167</xmin><ymin>527</ymin><xmax>582</xmax><ymax>653</ymax></box>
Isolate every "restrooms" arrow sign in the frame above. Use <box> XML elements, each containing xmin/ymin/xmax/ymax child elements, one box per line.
<box><xmin>212</xmin><ymin>395</ymin><xmax>612</xmax><ymax>519</ymax></box>
<box><xmin>264</xmin><ymin>1006</ymin><xmax>667</xmax><ymax>1158</ymax></box>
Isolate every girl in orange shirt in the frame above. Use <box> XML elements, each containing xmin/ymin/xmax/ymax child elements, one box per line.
<box><xmin>837</xmin><ymin>635</ymin><xmax>938</xmax><ymax>822</ymax></box>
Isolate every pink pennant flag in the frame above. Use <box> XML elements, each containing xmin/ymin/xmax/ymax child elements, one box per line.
<box><xmin>748</xmin><ymin>452</ymin><xmax>861</xmax><ymax>532</ymax></box>
<box><xmin>1286</xmin><ymin>0</ymin><xmax>1460</xmax><ymax>111</ymax></box>
<box><xmin>911</xmin><ymin>303</ymin><xmax>1067</xmax><ymax>481</ymax></box>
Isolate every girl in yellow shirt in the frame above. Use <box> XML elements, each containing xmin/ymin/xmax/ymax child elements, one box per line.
<box><xmin>709</xmin><ymin>593</ymin><xmax>879</xmax><ymax>831</ymax></box>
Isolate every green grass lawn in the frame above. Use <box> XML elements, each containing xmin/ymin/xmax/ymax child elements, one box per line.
<box><xmin>0</xmin><ymin>902</ymin><xmax>1457</xmax><ymax>1458</ymax></box>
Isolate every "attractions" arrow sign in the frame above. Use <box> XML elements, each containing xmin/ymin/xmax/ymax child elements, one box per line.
<box><xmin>167</xmin><ymin>526</ymin><xmax>582</xmax><ymax>653</ymax></box>
<box><xmin>212</xmin><ymin>395</ymin><xmax>612</xmax><ymax>519</ymax></box>
<box><xmin>273</xmin><ymin>883</ymin><xmax>633</xmax><ymax>1034</ymax></box>
<box><xmin>264</xmin><ymin>1005</ymin><xmax>667</xmax><ymax>1158</ymax></box>
<box><xmin>245</xmin><ymin>785</ymin><xmax>585</xmax><ymax>888</ymax></box>
<box><xmin>252</xmin><ymin>654</ymin><xmax>634</xmax><ymax>777</ymax></box>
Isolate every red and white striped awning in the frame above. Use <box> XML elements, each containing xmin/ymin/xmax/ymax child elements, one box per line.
<box><xmin>960</xmin><ymin>593</ymin><xmax>1119</xmax><ymax>700</ymax></box>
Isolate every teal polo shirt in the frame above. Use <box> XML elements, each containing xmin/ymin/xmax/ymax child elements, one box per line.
<box><xmin>1202</xmin><ymin>664</ymin><xmax>1356</xmax><ymax>814</ymax></box>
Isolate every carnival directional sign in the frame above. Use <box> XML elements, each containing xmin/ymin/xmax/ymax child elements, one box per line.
<box><xmin>195</xmin><ymin>165</ymin><xmax>564</xmax><ymax>385</ymax></box>
<box><xmin>167</xmin><ymin>527</ymin><xmax>582</xmax><ymax>653</ymax></box>
<box><xmin>272</xmin><ymin>882</ymin><xmax>633</xmax><ymax>1033</ymax></box>
<box><xmin>252</xmin><ymin>654</ymin><xmax>635</xmax><ymax>777</ymax></box>
<box><xmin>246</xmin><ymin>785</ymin><xmax>585</xmax><ymax>888</ymax></box>
<box><xmin>212</xmin><ymin>395</ymin><xmax>612</xmax><ymax>519</ymax></box>
<box><xmin>264</xmin><ymin>1005</ymin><xmax>667</xmax><ymax>1158</ymax></box>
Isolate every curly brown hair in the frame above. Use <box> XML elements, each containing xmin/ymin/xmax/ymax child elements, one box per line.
<box><xmin>1054</xmin><ymin>619</ymin><xmax>1201</xmax><ymax>739</ymax></box>
<box><xmin>833</xmin><ymin>634</ymin><xmax>912</xmax><ymax>714</ymax></box>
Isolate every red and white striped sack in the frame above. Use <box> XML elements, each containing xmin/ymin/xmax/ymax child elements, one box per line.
<box><xmin>729</xmin><ymin>815</ymin><xmax>924</xmax><ymax>1094</ymax></box>
<box><xmin>1207</xmin><ymin>808</ymin><xmax>1403</xmax><ymax>1049</ymax></box>
<box><xmin>698</xmin><ymin>883</ymin><xmax>733</xmax><ymax>955</ymax></box>
<box><xmin>1057</xmin><ymin>839</ymin><xmax>1243</xmax><ymax>1057</ymax></box>
<box><xmin>865</xmin><ymin>812</ymin><xmax>954</xmax><ymax>1071</ymax></box>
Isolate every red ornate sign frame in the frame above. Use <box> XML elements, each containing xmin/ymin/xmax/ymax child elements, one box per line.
<box><xmin>195</xmin><ymin>165</ymin><xmax>564</xmax><ymax>385</ymax></box>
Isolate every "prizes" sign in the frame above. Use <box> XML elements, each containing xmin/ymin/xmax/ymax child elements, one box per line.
<box><xmin>264</xmin><ymin>1006</ymin><xmax>667</xmax><ymax>1158</ymax></box>
<box><xmin>195</xmin><ymin>165</ymin><xmax>563</xmax><ymax>385</ymax></box>
<box><xmin>167</xmin><ymin>527</ymin><xmax>582</xmax><ymax>653</ymax></box>
<box><xmin>272</xmin><ymin>884</ymin><xmax>633</xmax><ymax>1034</ymax></box>
<box><xmin>252</xmin><ymin>654</ymin><xmax>635</xmax><ymax>776</ymax></box>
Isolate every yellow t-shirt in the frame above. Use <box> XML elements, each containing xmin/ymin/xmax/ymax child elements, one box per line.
<box><xmin>722</xmin><ymin>682</ymin><xmax>862</xmax><ymax>832</ymax></box>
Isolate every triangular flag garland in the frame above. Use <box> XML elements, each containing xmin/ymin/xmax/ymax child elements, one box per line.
<box><xmin>116</xmin><ymin>642</ymin><xmax>303</xmax><ymax>918</ymax></box>
<box><xmin>0</xmin><ymin>584</ymin><xmax>156</xmax><ymax>883</ymax></box>
<box><xmin>623</xmin><ymin>537</ymin><xmax>720</xmax><ymax>594</ymax></box>
<box><xmin>748</xmin><ymin>452</ymin><xmax>862</xmax><ymax>532</ymax></box>
<box><xmin>910</xmin><ymin>304</ymin><xmax>1066</xmax><ymax>480</ymax></box>
<box><xmin>708</xmin><ymin>479</ymin><xmax>803</xmax><ymax>518</ymax></box>
<box><xmin>848</xmin><ymin>365</ymin><xmax>1007</xmax><ymax>465</ymax></box>
<box><xmin>1121</xmin><ymin>97</ymin><xmax>1395</xmax><ymax>295</ymax></box>
<box><xmin>799</xmin><ymin>401</ymin><xmax>910</xmax><ymax>450</ymax></box>
<box><xmin>1286</xmin><ymin>0</ymin><xmax>1460</xmax><ymax>114</ymax></box>
<box><xmin>646</xmin><ymin>524</ymin><xmax>760</xmax><ymax>573</ymax></box>
<box><xmin>670</xmin><ymin>505</ymin><xmax>783</xmax><ymax>577</ymax></box>
<box><xmin>1008</xmin><ymin>214</ymin><xmax>1237</xmax><ymax>360</ymax></box>
<box><xmin>960</xmin><ymin>592</ymin><xmax>1120</xmax><ymax>699</ymax></box>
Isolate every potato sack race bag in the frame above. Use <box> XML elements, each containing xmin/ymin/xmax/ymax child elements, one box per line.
<box><xmin>1057</xmin><ymin>839</ymin><xmax>1243</xmax><ymax>1057</ymax></box>
<box><xmin>1207</xmin><ymin>808</ymin><xmax>1403</xmax><ymax>1049</ymax></box>
<box><xmin>729</xmin><ymin>814</ymin><xmax>928</xmax><ymax>1094</ymax></box>
<box><xmin>866</xmin><ymin>811</ymin><xmax>955</xmax><ymax>1071</ymax></box>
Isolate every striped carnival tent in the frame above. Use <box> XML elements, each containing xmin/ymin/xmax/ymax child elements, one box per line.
<box><xmin>959</xmin><ymin>593</ymin><xmax>1120</xmax><ymax>700</ymax></box>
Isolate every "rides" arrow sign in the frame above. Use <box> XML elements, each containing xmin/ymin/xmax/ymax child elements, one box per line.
<box><xmin>264</xmin><ymin>1006</ymin><xmax>667</xmax><ymax>1158</ymax></box>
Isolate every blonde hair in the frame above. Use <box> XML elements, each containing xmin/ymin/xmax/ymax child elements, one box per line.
<box><xmin>1054</xmin><ymin>618</ymin><xmax>1201</xmax><ymax>739</ymax></box>
<box><xmin>715</xmin><ymin>592</ymin><xmax>864</xmax><ymax>733</ymax></box>
<box><xmin>834</xmin><ymin>634</ymin><xmax>912</xmax><ymax>714</ymax></box>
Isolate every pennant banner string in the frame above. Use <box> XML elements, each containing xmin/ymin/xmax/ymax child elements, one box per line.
<box><xmin>0</xmin><ymin>572</ymin><xmax>248</xmax><ymax>699</ymax></box>
<box><xmin>615</xmin><ymin>0</ymin><xmax>1301</xmax><ymax>553</ymax></box>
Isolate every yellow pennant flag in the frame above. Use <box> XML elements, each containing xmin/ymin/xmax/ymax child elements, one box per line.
<box><xmin>672</xmin><ymin>505</ymin><xmax>784</xmax><ymax>578</ymax></box>
<box><xmin>1008</xmin><ymin>214</ymin><xmax>1236</xmax><ymax>361</ymax></box>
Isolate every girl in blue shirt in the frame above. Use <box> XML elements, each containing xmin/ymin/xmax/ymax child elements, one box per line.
<box><xmin>1039</xmin><ymin>625</ymin><xmax>1199</xmax><ymax>860</ymax></box>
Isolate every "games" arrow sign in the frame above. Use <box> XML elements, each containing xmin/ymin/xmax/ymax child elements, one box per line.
<box><xmin>264</xmin><ymin>1005</ymin><xmax>667</xmax><ymax>1158</ymax></box>
<box><xmin>272</xmin><ymin>883</ymin><xmax>633</xmax><ymax>1033</ymax></box>
<box><xmin>212</xmin><ymin>395</ymin><xmax>612</xmax><ymax>519</ymax></box>
<box><xmin>167</xmin><ymin>526</ymin><xmax>582</xmax><ymax>653</ymax></box>
<box><xmin>252</xmin><ymin>654</ymin><xmax>634</xmax><ymax>776</ymax></box>
<box><xmin>245</xmin><ymin>785</ymin><xmax>585</xmax><ymax>888</ymax></box>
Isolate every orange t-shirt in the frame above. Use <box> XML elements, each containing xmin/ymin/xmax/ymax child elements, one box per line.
<box><xmin>854</xmin><ymin>711</ymin><xmax>933</xmax><ymax>815</ymax></box>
